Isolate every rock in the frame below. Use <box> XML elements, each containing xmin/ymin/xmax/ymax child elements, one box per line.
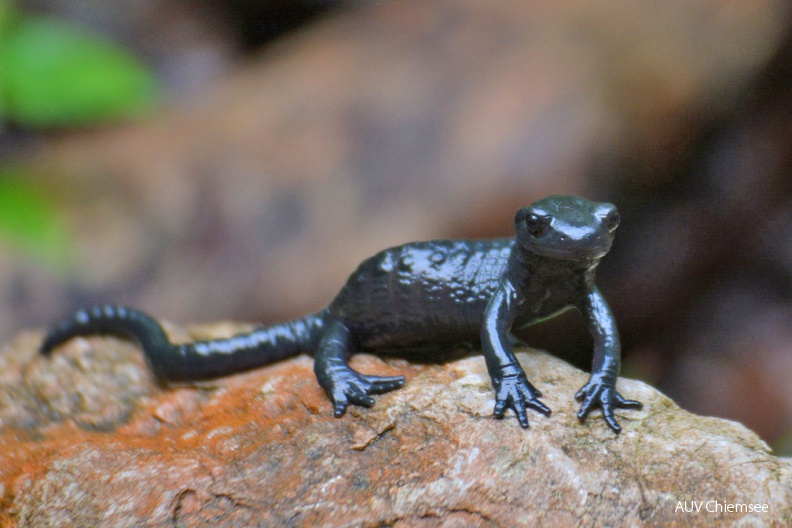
<box><xmin>1</xmin><ymin>325</ymin><xmax>790</xmax><ymax>526</ymax></box>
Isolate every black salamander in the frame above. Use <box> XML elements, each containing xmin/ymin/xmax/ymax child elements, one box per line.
<box><xmin>41</xmin><ymin>195</ymin><xmax>642</xmax><ymax>432</ymax></box>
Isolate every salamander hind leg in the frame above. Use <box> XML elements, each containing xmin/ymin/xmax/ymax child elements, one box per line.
<box><xmin>314</xmin><ymin>319</ymin><xmax>405</xmax><ymax>417</ymax></box>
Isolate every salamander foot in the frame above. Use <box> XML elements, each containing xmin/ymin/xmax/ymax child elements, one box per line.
<box><xmin>326</xmin><ymin>370</ymin><xmax>406</xmax><ymax>417</ymax></box>
<box><xmin>575</xmin><ymin>376</ymin><xmax>642</xmax><ymax>433</ymax></box>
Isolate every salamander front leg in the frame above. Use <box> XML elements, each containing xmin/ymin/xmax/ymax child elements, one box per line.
<box><xmin>577</xmin><ymin>286</ymin><xmax>643</xmax><ymax>433</ymax></box>
<box><xmin>314</xmin><ymin>319</ymin><xmax>405</xmax><ymax>417</ymax></box>
<box><xmin>482</xmin><ymin>280</ymin><xmax>551</xmax><ymax>428</ymax></box>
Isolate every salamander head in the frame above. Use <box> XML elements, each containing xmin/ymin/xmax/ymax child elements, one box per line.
<box><xmin>514</xmin><ymin>195</ymin><xmax>619</xmax><ymax>260</ymax></box>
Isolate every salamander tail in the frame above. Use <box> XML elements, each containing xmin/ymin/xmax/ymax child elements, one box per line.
<box><xmin>40</xmin><ymin>305</ymin><xmax>326</xmax><ymax>381</ymax></box>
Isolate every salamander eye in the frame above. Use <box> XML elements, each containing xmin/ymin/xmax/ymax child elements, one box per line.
<box><xmin>525</xmin><ymin>214</ymin><xmax>549</xmax><ymax>237</ymax></box>
<box><xmin>604</xmin><ymin>210</ymin><xmax>620</xmax><ymax>232</ymax></box>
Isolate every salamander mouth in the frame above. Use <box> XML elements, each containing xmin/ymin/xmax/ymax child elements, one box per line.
<box><xmin>522</xmin><ymin>238</ymin><xmax>612</xmax><ymax>260</ymax></box>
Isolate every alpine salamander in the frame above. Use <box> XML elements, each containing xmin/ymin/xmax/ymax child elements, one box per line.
<box><xmin>40</xmin><ymin>195</ymin><xmax>642</xmax><ymax>432</ymax></box>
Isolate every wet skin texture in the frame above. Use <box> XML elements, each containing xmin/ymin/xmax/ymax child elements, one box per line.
<box><xmin>41</xmin><ymin>195</ymin><xmax>642</xmax><ymax>432</ymax></box>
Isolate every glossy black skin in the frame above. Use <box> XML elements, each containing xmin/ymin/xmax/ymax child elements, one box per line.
<box><xmin>41</xmin><ymin>195</ymin><xmax>642</xmax><ymax>432</ymax></box>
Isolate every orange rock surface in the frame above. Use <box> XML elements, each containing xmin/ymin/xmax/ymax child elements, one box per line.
<box><xmin>1</xmin><ymin>324</ymin><xmax>790</xmax><ymax>526</ymax></box>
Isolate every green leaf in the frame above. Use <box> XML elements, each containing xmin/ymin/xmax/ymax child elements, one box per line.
<box><xmin>0</xmin><ymin>170</ymin><xmax>71</xmax><ymax>266</ymax></box>
<box><xmin>0</xmin><ymin>0</ymin><xmax>14</xmax><ymax>35</ymax></box>
<box><xmin>0</xmin><ymin>15</ymin><xmax>158</xmax><ymax>127</ymax></box>
<box><xmin>0</xmin><ymin>0</ymin><xmax>16</xmax><ymax>123</ymax></box>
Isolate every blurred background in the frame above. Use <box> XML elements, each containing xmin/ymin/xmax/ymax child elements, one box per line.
<box><xmin>1</xmin><ymin>0</ymin><xmax>792</xmax><ymax>452</ymax></box>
